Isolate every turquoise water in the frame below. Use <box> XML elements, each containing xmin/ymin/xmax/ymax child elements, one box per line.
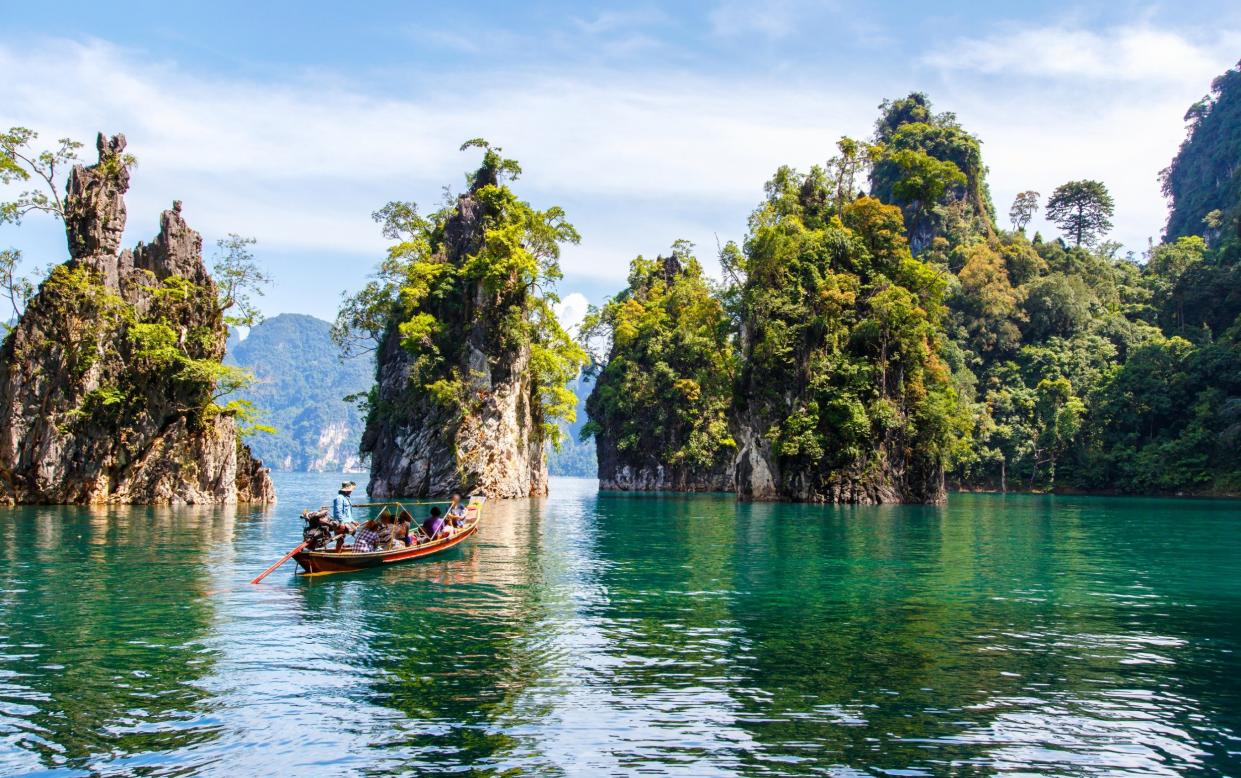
<box><xmin>0</xmin><ymin>474</ymin><xmax>1238</xmax><ymax>776</ymax></box>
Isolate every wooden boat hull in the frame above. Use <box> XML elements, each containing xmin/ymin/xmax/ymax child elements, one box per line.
<box><xmin>293</xmin><ymin>522</ymin><xmax>478</xmax><ymax>575</ymax></box>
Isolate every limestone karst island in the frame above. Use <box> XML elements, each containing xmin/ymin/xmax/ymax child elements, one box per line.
<box><xmin>1</xmin><ymin>4</ymin><xmax>1239</xmax><ymax>775</ymax></box>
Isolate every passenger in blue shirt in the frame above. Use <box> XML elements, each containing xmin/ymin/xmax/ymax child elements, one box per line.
<box><xmin>319</xmin><ymin>481</ymin><xmax>357</xmax><ymax>552</ymax></box>
<box><xmin>332</xmin><ymin>481</ymin><xmax>355</xmax><ymax>523</ymax></box>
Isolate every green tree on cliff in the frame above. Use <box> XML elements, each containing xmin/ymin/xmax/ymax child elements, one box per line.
<box><xmin>212</xmin><ymin>234</ymin><xmax>271</xmax><ymax>328</ymax></box>
<box><xmin>0</xmin><ymin>128</ymin><xmax>87</xmax><ymax>320</ymax></box>
<box><xmin>869</xmin><ymin>93</ymin><xmax>995</xmax><ymax>255</ymax></box>
<box><xmin>1009</xmin><ymin>190</ymin><xmax>1040</xmax><ymax>232</ymax></box>
<box><xmin>334</xmin><ymin>140</ymin><xmax>586</xmax><ymax>447</ymax></box>
<box><xmin>1045</xmin><ymin>180</ymin><xmax>1114</xmax><ymax>247</ymax></box>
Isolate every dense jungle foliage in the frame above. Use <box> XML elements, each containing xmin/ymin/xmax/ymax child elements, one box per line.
<box><xmin>727</xmin><ymin>172</ymin><xmax>969</xmax><ymax>498</ymax></box>
<box><xmin>873</xmin><ymin>66</ymin><xmax>1241</xmax><ymax>494</ymax></box>
<box><xmin>584</xmin><ymin>146</ymin><xmax>971</xmax><ymax>498</ymax></box>
<box><xmin>579</xmin><ymin>243</ymin><xmax>736</xmax><ymax>478</ymax></box>
<box><xmin>334</xmin><ymin>140</ymin><xmax>585</xmax><ymax>449</ymax></box>
<box><xmin>584</xmin><ymin>60</ymin><xmax>1241</xmax><ymax>496</ymax></box>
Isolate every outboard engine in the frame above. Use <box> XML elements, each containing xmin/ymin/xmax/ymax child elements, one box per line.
<box><xmin>301</xmin><ymin>508</ymin><xmax>334</xmax><ymax>550</ymax></box>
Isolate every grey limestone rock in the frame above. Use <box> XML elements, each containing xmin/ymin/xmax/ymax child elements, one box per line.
<box><xmin>0</xmin><ymin>133</ymin><xmax>275</xmax><ymax>505</ymax></box>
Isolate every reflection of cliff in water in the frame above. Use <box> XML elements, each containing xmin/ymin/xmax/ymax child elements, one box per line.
<box><xmin>0</xmin><ymin>504</ymin><xmax>233</xmax><ymax>773</ymax></box>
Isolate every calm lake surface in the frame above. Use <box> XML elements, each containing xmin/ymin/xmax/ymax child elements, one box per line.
<box><xmin>0</xmin><ymin>474</ymin><xmax>1238</xmax><ymax>776</ymax></box>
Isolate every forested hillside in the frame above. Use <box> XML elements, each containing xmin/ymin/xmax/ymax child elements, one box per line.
<box><xmin>226</xmin><ymin>313</ymin><xmax>369</xmax><ymax>472</ymax></box>
<box><xmin>882</xmin><ymin>66</ymin><xmax>1241</xmax><ymax>495</ymax></box>
<box><xmin>580</xmin><ymin>60</ymin><xmax>1241</xmax><ymax>497</ymax></box>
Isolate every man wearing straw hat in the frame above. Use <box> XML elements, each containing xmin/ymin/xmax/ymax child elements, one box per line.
<box><xmin>332</xmin><ymin>481</ymin><xmax>356</xmax><ymax>524</ymax></box>
<box><xmin>321</xmin><ymin>481</ymin><xmax>358</xmax><ymax>553</ymax></box>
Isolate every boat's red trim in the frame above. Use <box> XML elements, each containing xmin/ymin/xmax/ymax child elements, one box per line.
<box><xmin>293</xmin><ymin>521</ymin><xmax>478</xmax><ymax>575</ymax></box>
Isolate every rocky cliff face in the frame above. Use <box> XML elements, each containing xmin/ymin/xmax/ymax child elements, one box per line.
<box><xmin>363</xmin><ymin>169</ymin><xmax>548</xmax><ymax>499</ymax></box>
<box><xmin>731</xmin><ymin>411</ymin><xmax>944</xmax><ymax>504</ymax></box>
<box><xmin>595</xmin><ymin>440</ymin><xmax>734</xmax><ymax>492</ymax></box>
<box><xmin>0</xmin><ymin>133</ymin><xmax>275</xmax><ymax>504</ymax></box>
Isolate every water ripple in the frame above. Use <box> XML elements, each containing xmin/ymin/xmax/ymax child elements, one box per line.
<box><xmin>0</xmin><ymin>476</ymin><xmax>1236</xmax><ymax>775</ymax></box>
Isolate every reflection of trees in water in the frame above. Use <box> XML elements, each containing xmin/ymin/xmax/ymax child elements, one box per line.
<box><xmin>723</xmin><ymin>496</ymin><xmax>1217</xmax><ymax>775</ymax></box>
<box><xmin>588</xmin><ymin>492</ymin><xmax>742</xmax><ymax>667</ymax></box>
<box><xmin>0</xmin><ymin>504</ymin><xmax>232</xmax><ymax>773</ymax></box>
<box><xmin>291</xmin><ymin>497</ymin><xmax>563</xmax><ymax>773</ymax></box>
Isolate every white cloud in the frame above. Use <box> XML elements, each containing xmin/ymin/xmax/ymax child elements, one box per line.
<box><xmin>0</xmin><ymin>37</ymin><xmax>872</xmax><ymax>295</ymax></box>
<box><xmin>554</xmin><ymin>292</ymin><xmax>591</xmax><ymax>335</ymax></box>
<box><xmin>0</xmin><ymin>25</ymin><xmax>1236</xmax><ymax>318</ymax></box>
<box><xmin>925</xmin><ymin>23</ymin><xmax>1240</xmax><ymax>84</ymax></box>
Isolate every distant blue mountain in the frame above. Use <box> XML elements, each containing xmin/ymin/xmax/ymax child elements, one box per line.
<box><xmin>547</xmin><ymin>373</ymin><xmax>597</xmax><ymax>478</ymax></box>
<box><xmin>226</xmin><ymin>313</ymin><xmax>371</xmax><ymax>472</ymax></box>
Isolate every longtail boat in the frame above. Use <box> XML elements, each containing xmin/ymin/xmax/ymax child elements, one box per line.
<box><xmin>292</xmin><ymin>497</ymin><xmax>485</xmax><ymax>577</ymax></box>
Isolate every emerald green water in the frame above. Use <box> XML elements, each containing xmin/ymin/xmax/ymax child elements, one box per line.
<box><xmin>0</xmin><ymin>475</ymin><xmax>1238</xmax><ymax>776</ymax></box>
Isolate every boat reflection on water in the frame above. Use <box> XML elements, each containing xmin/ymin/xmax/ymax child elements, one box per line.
<box><xmin>284</xmin><ymin>494</ymin><xmax>567</xmax><ymax>773</ymax></box>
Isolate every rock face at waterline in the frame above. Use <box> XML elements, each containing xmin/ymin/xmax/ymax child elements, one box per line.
<box><xmin>365</xmin><ymin>331</ymin><xmax>546</xmax><ymax>499</ymax></box>
<box><xmin>595</xmin><ymin>442</ymin><xmax>735</xmax><ymax>492</ymax></box>
<box><xmin>0</xmin><ymin>133</ymin><xmax>275</xmax><ymax>504</ymax></box>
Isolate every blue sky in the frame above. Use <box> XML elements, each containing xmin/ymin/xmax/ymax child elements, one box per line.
<box><xmin>2</xmin><ymin>1</ymin><xmax>1239</xmax><ymax>329</ymax></box>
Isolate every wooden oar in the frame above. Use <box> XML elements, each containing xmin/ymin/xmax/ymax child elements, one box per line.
<box><xmin>251</xmin><ymin>541</ymin><xmax>308</xmax><ymax>584</ymax></box>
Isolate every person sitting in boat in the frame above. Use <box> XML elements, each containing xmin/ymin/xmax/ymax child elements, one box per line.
<box><xmin>421</xmin><ymin>506</ymin><xmax>450</xmax><ymax>541</ymax></box>
<box><xmin>352</xmin><ymin>516</ymin><xmax>382</xmax><ymax>553</ymax></box>
<box><xmin>447</xmin><ymin>493</ymin><xmax>467</xmax><ymax>527</ymax></box>
<box><xmin>377</xmin><ymin>511</ymin><xmax>400</xmax><ymax>549</ymax></box>
<box><xmin>301</xmin><ymin>509</ymin><xmax>336</xmax><ymax>551</ymax></box>
<box><xmin>394</xmin><ymin>512</ymin><xmax>413</xmax><ymax>547</ymax></box>
<box><xmin>303</xmin><ymin>504</ymin><xmax>354</xmax><ymax>554</ymax></box>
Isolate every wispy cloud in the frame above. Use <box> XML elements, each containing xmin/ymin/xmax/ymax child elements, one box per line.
<box><xmin>709</xmin><ymin>0</ymin><xmax>803</xmax><ymax>39</ymax></box>
<box><xmin>0</xmin><ymin>38</ymin><xmax>870</xmax><ymax>257</ymax></box>
<box><xmin>925</xmin><ymin>23</ymin><xmax>1240</xmax><ymax>84</ymax></box>
<box><xmin>0</xmin><ymin>23</ymin><xmax>1236</xmax><ymax>317</ymax></box>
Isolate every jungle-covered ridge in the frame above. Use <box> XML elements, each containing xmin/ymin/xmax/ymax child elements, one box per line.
<box><xmin>584</xmin><ymin>60</ymin><xmax>1241</xmax><ymax>498</ymax></box>
<box><xmin>4</xmin><ymin>62</ymin><xmax>1240</xmax><ymax>500</ymax></box>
